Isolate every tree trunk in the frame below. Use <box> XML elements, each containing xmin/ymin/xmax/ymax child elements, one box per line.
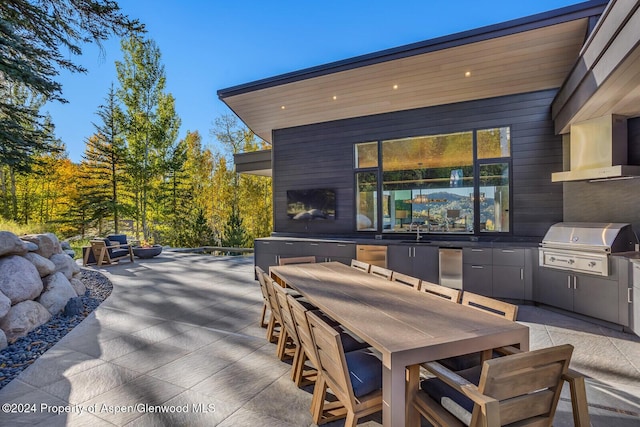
<box><xmin>10</xmin><ymin>167</ymin><xmax>17</xmax><ymax>221</ymax></box>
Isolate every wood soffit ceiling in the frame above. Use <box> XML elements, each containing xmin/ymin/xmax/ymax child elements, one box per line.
<box><xmin>221</xmin><ymin>19</ymin><xmax>591</xmax><ymax>143</ymax></box>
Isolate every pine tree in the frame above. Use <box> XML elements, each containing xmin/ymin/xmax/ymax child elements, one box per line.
<box><xmin>222</xmin><ymin>203</ymin><xmax>248</xmax><ymax>255</ymax></box>
<box><xmin>0</xmin><ymin>0</ymin><xmax>143</xmax><ymax>170</ymax></box>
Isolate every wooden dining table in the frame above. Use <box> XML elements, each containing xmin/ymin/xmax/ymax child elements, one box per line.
<box><xmin>269</xmin><ymin>261</ymin><xmax>530</xmax><ymax>427</ymax></box>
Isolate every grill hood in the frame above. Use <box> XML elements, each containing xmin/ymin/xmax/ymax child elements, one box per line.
<box><xmin>552</xmin><ymin>115</ymin><xmax>640</xmax><ymax>182</ymax></box>
<box><xmin>541</xmin><ymin>222</ymin><xmax>638</xmax><ymax>253</ymax></box>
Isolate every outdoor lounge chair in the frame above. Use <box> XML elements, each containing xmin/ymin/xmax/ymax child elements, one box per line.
<box><xmin>87</xmin><ymin>238</ymin><xmax>134</xmax><ymax>267</ymax></box>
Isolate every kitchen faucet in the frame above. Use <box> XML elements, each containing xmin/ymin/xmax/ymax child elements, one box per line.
<box><xmin>410</xmin><ymin>222</ymin><xmax>423</xmax><ymax>241</ymax></box>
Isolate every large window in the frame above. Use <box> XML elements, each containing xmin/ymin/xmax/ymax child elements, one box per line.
<box><xmin>354</xmin><ymin>127</ymin><xmax>511</xmax><ymax>234</ymax></box>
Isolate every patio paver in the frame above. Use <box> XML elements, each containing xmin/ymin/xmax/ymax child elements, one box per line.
<box><xmin>0</xmin><ymin>252</ymin><xmax>638</xmax><ymax>426</ymax></box>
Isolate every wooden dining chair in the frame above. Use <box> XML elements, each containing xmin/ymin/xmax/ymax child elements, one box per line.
<box><xmin>306</xmin><ymin>310</ymin><xmax>383</xmax><ymax>427</ymax></box>
<box><xmin>420</xmin><ymin>280</ymin><xmax>462</xmax><ymax>303</ymax></box>
<box><xmin>262</xmin><ymin>273</ymin><xmax>286</xmax><ymax>346</ymax></box>
<box><xmin>390</xmin><ymin>272</ymin><xmax>421</xmax><ymax>289</ymax></box>
<box><xmin>254</xmin><ymin>266</ymin><xmax>271</xmax><ymax>328</ymax></box>
<box><xmin>273</xmin><ymin>283</ymin><xmax>306</xmax><ymax>374</ymax></box>
<box><xmin>461</xmin><ymin>291</ymin><xmax>518</xmax><ymax>321</ymax></box>
<box><xmin>350</xmin><ymin>259</ymin><xmax>371</xmax><ymax>273</ymax></box>
<box><xmin>369</xmin><ymin>265</ymin><xmax>393</xmax><ymax>280</ymax></box>
<box><xmin>412</xmin><ymin>344</ymin><xmax>575</xmax><ymax>427</ymax></box>
<box><xmin>279</xmin><ymin>256</ymin><xmax>317</xmax><ymax>265</ymax></box>
<box><xmin>436</xmin><ymin>292</ymin><xmax>518</xmax><ymax>371</ymax></box>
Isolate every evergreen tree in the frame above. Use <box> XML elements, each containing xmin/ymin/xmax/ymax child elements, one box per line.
<box><xmin>0</xmin><ymin>0</ymin><xmax>143</xmax><ymax>170</ymax></box>
<box><xmin>222</xmin><ymin>203</ymin><xmax>248</xmax><ymax>254</ymax></box>
<box><xmin>80</xmin><ymin>84</ymin><xmax>129</xmax><ymax>233</ymax></box>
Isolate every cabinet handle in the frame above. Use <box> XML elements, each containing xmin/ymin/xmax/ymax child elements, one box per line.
<box><xmin>628</xmin><ymin>288</ymin><xmax>633</xmax><ymax>303</ymax></box>
<box><xmin>573</xmin><ymin>276</ymin><xmax>577</xmax><ymax>289</ymax></box>
<box><xmin>413</xmin><ymin>247</ymin><xmax>416</xmax><ymax>257</ymax></box>
<box><xmin>337</xmin><ymin>244</ymin><xmax>346</xmax><ymax>247</ymax></box>
<box><xmin>502</xmin><ymin>250</ymin><xmax>515</xmax><ymax>253</ymax></box>
<box><xmin>520</xmin><ymin>268</ymin><xmax>524</xmax><ymax>281</ymax></box>
<box><xmin>285</xmin><ymin>242</ymin><xmax>294</xmax><ymax>245</ymax></box>
<box><xmin>471</xmin><ymin>265</ymin><xmax>484</xmax><ymax>269</ymax></box>
<box><xmin>471</xmin><ymin>249</ymin><xmax>483</xmax><ymax>252</ymax></box>
<box><xmin>310</xmin><ymin>243</ymin><xmax>319</xmax><ymax>246</ymax></box>
<box><xmin>567</xmin><ymin>276</ymin><xmax>571</xmax><ymax>289</ymax></box>
<box><xmin>408</xmin><ymin>247</ymin><xmax>412</xmax><ymax>257</ymax></box>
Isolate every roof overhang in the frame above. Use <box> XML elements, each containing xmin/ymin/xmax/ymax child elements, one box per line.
<box><xmin>218</xmin><ymin>1</ymin><xmax>607</xmax><ymax>144</ymax></box>
<box><xmin>552</xmin><ymin>0</ymin><xmax>640</xmax><ymax>134</ymax></box>
<box><xmin>234</xmin><ymin>149</ymin><xmax>272</xmax><ymax>177</ymax></box>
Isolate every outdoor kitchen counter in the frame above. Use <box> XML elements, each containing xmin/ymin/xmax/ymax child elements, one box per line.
<box><xmin>258</xmin><ymin>235</ymin><xmax>541</xmax><ymax>248</ymax></box>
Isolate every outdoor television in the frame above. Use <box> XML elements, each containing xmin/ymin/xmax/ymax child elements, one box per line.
<box><xmin>286</xmin><ymin>189</ymin><xmax>336</xmax><ymax>220</ymax></box>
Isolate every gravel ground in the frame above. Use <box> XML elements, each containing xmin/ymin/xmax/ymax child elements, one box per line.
<box><xmin>0</xmin><ymin>269</ymin><xmax>112</xmax><ymax>390</ymax></box>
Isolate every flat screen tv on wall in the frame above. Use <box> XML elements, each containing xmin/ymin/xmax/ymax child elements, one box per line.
<box><xmin>286</xmin><ymin>189</ymin><xmax>336</xmax><ymax>220</ymax></box>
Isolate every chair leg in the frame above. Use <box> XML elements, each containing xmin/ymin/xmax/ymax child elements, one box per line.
<box><xmin>259</xmin><ymin>303</ymin><xmax>267</xmax><ymax>328</ymax></box>
<box><xmin>266</xmin><ymin>315</ymin><xmax>278</xmax><ymax>343</ymax></box>
<box><xmin>276</xmin><ymin>328</ymin><xmax>291</xmax><ymax>360</ymax></box>
<box><xmin>343</xmin><ymin>411</ymin><xmax>357</xmax><ymax>427</ymax></box>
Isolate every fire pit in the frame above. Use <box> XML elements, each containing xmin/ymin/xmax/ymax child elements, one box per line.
<box><xmin>132</xmin><ymin>245</ymin><xmax>163</xmax><ymax>259</ymax></box>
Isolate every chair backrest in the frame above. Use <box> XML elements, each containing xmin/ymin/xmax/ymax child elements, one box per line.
<box><xmin>369</xmin><ymin>265</ymin><xmax>393</xmax><ymax>280</ymax></box>
<box><xmin>263</xmin><ymin>274</ymin><xmax>284</xmax><ymax>324</ymax></box>
<box><xmin>461</xmin><ymin>292</ymin><xmax>518</xmax><ymax>320</ymax></box>
<box><xmin>255</xmin><ymin>266</ymin><xmax>270</xmax><ymax>304</ymax></box>
<box><xmin>391</xmin><ymin>272</ymin><xmax>421</xmax><ymax>289</ymax></box>
<box><xmin>420</xmin><ymin>281</ymin><xmax>462</xmax><ymax>303</ymax></box>
<box><xmin>106</xmin><ymin>234</ymin><xmax>128</xmax><ymax>247</ymax></box>
<box><xmin>272</xmin><ymin>283</ymin><xmax>300</xmax><ymax>346</ymax></box>
<box><xmin>350</xmin><ymin>259</ymin><xmax>371</xmax><ymax>273</ymax></box>
<box><xmin>472</xmin><ymin>344</ymin><xmax>574</xmax><ymax>426</ymax></box>
<box><xmin>279</xmin><ymin>256</ymin><xmax>317</xmax><ymax>266</ymax></box>
<box><xmin>287</xmin><ymin>294</ymin><xmax>320</xmax><ymax>369</ymax></box>
<box><xmin>306</xmin><ymin>310</ymin><xmax>356</xmax><ymax>407</ymax></box>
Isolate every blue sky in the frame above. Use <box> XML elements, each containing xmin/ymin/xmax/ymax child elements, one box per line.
<box><xmin>46</xmin><ymin>0</ymin><xmax>583</xmax><ymax>162</ymax></box>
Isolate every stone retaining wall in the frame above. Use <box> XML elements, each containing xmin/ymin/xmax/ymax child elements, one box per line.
<box><xmin>0</xmin><ymin>231</ymin><xmax>85</xmax><ymax>350</ymax></box>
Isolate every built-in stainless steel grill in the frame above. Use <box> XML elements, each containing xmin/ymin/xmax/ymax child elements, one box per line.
<box><xmin>539</xmin><ymin>222</ymin><xmax>638</xmax><ymax>276</ymax></box>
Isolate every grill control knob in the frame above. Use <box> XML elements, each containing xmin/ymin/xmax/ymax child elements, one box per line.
<box><xmin>588</xmin><ymin>261</ymin><xmax>596</xmax><ymax>267</ymax></box>
<box><xmin>568</xmin><ymin>259</ymin><xmax>575</xmax><ymax>264</ymax></box>
<box><xmin>550</xmin><ymin>256</ymin><xmax>556</xmax><ymax>262</ymax></box>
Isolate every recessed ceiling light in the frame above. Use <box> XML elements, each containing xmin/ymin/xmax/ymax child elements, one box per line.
<box><xmin>281</xmin><ymin>105</ymin><xmax>286</xmax><ymax>110</ymax></box>
<box><xmin>465</xmin><ymin>71</ymin><xmax>471</xmax><ymax>77</ymax></box>
<box><xmin>333</xmin><ymin>95</ymin><xmax>337</xmax><ymax>100</ymax></box>
<box><xmin>393</xmin><ymin>84</ymin><xmax>398</xmax><ymax>90</ymax></box>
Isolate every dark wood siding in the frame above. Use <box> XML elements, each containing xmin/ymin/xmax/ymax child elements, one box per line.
<box><xmin>273</xmin><ymin>89</ymin><xmax>564</xmax><ymax>238</ymax></box>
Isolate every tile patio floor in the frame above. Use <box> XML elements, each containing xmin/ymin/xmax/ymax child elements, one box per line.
<box><xmin>0</xmin><ymin>252</ymin><xmax>638</xmax><ymax>426</ymax></box>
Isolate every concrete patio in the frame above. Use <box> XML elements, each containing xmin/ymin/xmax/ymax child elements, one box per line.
<box><xmin>0</xmin><ymin>252</ymin><xmax>638</xmax><ymax>426</ymax></box>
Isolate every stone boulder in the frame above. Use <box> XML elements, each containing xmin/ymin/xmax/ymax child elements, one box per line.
<box><xmin>37</xmin><ymin>272</ymin><xmax>77</xmax><ymax>315</ymax></box>
<box><xmin>0</xmin><ymin>290</ymin><xmax>11</xmax><ymax>320</ymax></box>
<box><xmin>50</xmin><ymin>253</ymin><xmax>80</xmax><ymax>280</ymax></box>
<box><xmin>69</xmin><ymin>277</ymin><xmax>86</xmax><ymax>297</ymax></box>
<box><xmin>23</xmin><ymin>241</ymin><xmax>39</xmax><ymax>252</ymax></box>
<box><xmin>23</xmin><ymin>252</ymin><xmax>57</xmax><ymax>277</ymax></box>
<box><xmin>0</xmin><ymin>300</ymin><xmax>51</xmax><ymax>341</ymax></box>
<box><xmin>63</xmin><ymin>297</ymin><xmax>83</xmax><ymax>317</ymax></box>
<box><xmin>21</xmin><ymin>233</ymin><xmax>62</xmax><ymax>258</ymax></box>
<box><xmin>0</xmin><ymin>255</ymin><xmax>43</xmax><ymax>304</ymax></box>
<box><xmin>0</xmin><ymin>231</ymin><xmax>28</xmax><ymax>257</ymax></box>
<box><xmin>0</xmin><ymin>329</ymin><xmax>6</xmax><ymax>351</ymax></box>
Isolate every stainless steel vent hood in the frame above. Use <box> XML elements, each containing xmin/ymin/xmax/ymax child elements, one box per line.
<box><xmin>552</xmin><ymin>115</ymin><xmax>640</xmax><ymax>182</ymax></box>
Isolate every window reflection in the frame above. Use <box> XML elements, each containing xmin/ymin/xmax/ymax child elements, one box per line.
<box><xmin>479</xmin><ymin>163</ymin><xmax>510</xmax><ymax>232</ymax></box>
<box><xmin>382</xmin><ymin>132</ymin><xmax>473</xmax><ymax>233</ymax></box>
<box><xmin>356</xmin><ymin>172</ymin><xmax>377</xmax><ymax>230</ymax></box>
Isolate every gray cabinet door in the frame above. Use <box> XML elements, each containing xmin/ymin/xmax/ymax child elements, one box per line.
<box><xmin>463</xmin><ymin>248</ymin><xmax>492</xmax><ymax>264</ymax></box>
<box><xmin>254</xmin><ymin>240</ymin><xmax>279</xmax><ymax>272</ymax></box>
<box><xmin>493</xmin><ymin>265</ymin><xmax>525</xmax><ymax>300</ymax></box>
<box><xmin>387</xmin><ymin>245</ymin><xmax>413</xmax><ymax>276</ymax></box>
<box><xmin>535</xmin><ymin>267</ymin><xmax>573</xmax><ymax>311</ymax></box>
<box><xmin>463</xmin><ymin>264</ymin><xmax>492</xmax><ymax>296</ymax></box>
<box><xmin>573</xmin><ymin>274</ymin><xmax>619</xmax><ymax>324</ymax></box>
<box><xmin>413</xmin><ymin>245</ymin><xmax>439</xmax><ymax>284</ymax></box>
